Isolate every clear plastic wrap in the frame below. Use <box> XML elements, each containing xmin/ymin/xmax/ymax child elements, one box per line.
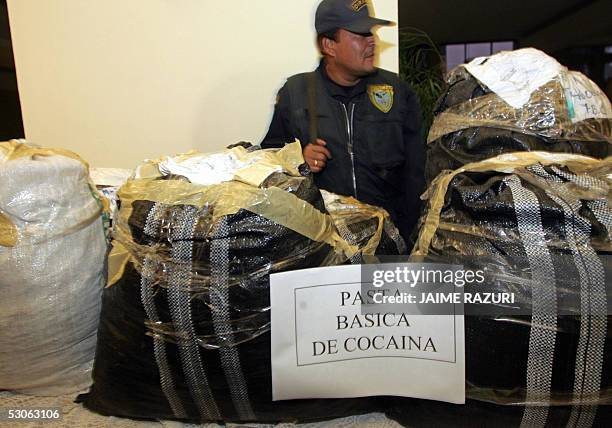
<box><xmin>411</xmin><ymin>152</ymin><xmax>612</xmax><ymax>414</ymax></box>
<box><xmin>0</xmin><ymin>140</ymin><xmax>107</xmax><ymax>395</ymax></box>
<box><xmin>426</xmin><ymin>48</ymin><xmax>611</xmax><ymax>183</ymax></box>
<box><xmin>82</xmin><ymin>143</ymin><xmax>403</xmax><ymax>423</ymax></box>
<box><xmin>320</xmin><ymin>190</ymin><xmax>407</xmax><ymax>260</ymax></box>
<box><xmin>429</xmin><ymin>71</ymin><xmax>611</xmax><ymax>143</ymax></box>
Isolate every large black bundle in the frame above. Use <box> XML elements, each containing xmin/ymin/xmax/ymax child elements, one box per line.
<box><xmin>81</xmin><ymin>144</ymin><xmax>402</xmax><ymax>423</ymax></box>
<box><xmin>426</xmin><ymin>49</ymin><xmax>612</xmax><ymax>183</ymax></box>
<box><xmin>402</xmin><ymin>153</ymin><xmax>612</xmax><ymax>427</ymax></box>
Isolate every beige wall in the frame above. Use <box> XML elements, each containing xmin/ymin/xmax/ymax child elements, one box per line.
<box><xmin>7</xmin><ymin>1</ymin><xmax>398</xmax><ymax>168</ymax></box>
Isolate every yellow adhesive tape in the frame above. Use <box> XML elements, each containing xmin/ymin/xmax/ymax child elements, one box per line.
<box><xmin>0</xmin><ymin>211</ymin><xmax>17</xmax><ymax>247</ymax></box>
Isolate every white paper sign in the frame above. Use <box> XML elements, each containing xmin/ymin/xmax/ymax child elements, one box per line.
<box><xmin>464</xmin><ymin>48</ymin><xmax>564</xmax><ymax>109</ymax></box>
<box><xmin>562</xmin><ymin>72</ymin><xmax>612</xmax><ymax>124</ymax></box>
<box><xmin>270</xmin><ymin>265</ymin><xmax>465</xmax><ymax>404</ymax></box>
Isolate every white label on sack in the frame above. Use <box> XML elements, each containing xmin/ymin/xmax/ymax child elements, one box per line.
<box><xmin>562</xmin><ymin>72</ymin><xmax>612</xmax><ymax>123</ymax></box>
<box><xmin>270</xmin><ymin>265</ymin><xmax>465</xmax><ymax>404</ymax></box>
<box><xmin>464</xmin><ymin>48</ymin><xmax>564</xmax><ymax>109</ymax></box>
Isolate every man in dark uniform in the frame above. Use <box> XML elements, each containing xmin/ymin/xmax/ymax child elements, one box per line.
<box><xmin>262</xmin><ymin>0</ymin><xmax>424</xmax><ymax>246</ymax></box>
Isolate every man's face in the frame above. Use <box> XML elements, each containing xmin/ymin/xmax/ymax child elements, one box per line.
<box><xmin>330</xmin><ymin>29</ymin><xmax>376</xmax><ymax>77</ymax></box>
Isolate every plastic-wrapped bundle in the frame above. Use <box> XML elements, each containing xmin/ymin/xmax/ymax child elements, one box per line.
<box><xmin>393</xmin><ymin>152</ymin><xmax>612</xmax><ymax>427</ymax></box>
<box><xmin>426</xmin><ymin>48</ymin><xmax>612</xmax><ymax>183</ymax></box>
<box><xmin>0</xmin><ymin>140</ymin><xmax>107</xmax><ymax>395</ymax></box>
<box><xmin>81</xmin><ymin>143</ymin><xmax>401</xmax><ymax>423</ymax></box>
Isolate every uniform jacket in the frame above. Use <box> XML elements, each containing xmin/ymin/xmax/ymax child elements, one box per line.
<box><xmin>262</xmin><ymin>61</ymin><xmax>425</xmax><ymax>244</ymax></box>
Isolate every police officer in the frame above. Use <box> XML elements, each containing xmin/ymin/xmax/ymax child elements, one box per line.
<box><xmin>262</xmin><ymin>0</ymin><xmax>424</xmax><ymax>246</ymax></box>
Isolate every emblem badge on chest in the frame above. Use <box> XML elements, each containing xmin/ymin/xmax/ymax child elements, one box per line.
<box><xmin>368</xmin><ymin>84</ymin><xmax>394</xmax><ymax>113</ymax></box>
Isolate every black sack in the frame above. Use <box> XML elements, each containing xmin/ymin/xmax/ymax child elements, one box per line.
<box><xmin>80</xmin><ymin>170</ymin><xmax>400</xmax><ymax>423</ymax></box>
<box><xmin>405</xmin><ymin>155</ymin><xmax>612</xmax><ymax>427</ymax></box>
<box><xmin>426</xmin><ymin>56</ymin><xmax>611</xmax><ymax>184</ymax></box>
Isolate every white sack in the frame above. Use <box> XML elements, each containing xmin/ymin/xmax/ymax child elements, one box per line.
<box><xmin>0</xmin><ymin>146</ymin><xmax>106</xmax><ymax>395</ymax></box>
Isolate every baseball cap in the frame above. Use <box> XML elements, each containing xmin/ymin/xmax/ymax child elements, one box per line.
<box><xmin>315</xmin><ymin>0</ymin><xmax>394</xmax><ymax>35</ymax></box>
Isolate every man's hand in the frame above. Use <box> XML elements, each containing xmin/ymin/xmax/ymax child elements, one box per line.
<box><xmin>303</xmin><ymin>139</ymin><xmax>331</xmax><ymax>173</ymax></box>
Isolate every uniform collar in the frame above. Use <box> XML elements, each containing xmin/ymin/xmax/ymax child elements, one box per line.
<box><xmin>317</xmin><ymin>59</ymin><xmax>375</xmax><ymax>101</ymax></box>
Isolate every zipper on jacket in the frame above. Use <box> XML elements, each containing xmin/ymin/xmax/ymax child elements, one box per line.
<box><xmin>340</xmin><ymin>102</ymin><xmax>357</xmax><ymax>198</ymax></box>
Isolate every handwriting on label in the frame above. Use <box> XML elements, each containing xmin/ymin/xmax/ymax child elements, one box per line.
<box><xmin>564</xmin><ymin>73</ymin><xmax>611</xmax><ymax>123</ymax></box>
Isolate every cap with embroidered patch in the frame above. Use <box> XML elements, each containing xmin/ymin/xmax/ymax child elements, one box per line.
<box><xmin>315</xmin><ymin>0</ymin><xmax>394</xmax><ymax>35</ymax></box>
